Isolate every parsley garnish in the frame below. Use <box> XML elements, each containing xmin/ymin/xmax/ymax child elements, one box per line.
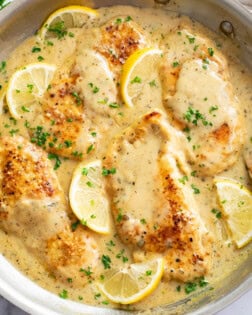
<box><xmin>172</xmin><ymin>61</ymin><xmax>180</xmax><ymax>67</ymax></box>
<box><xmin>48</xmin><ymin>21</ymin><xmax>67</xmax><ymax>39</ymax></box>
<box><xmin>32</xmin><ymin>46</ymin><xmax>41</xmax><ymax>53</ymax></box>
<box><xmin>211</xmin><ymin>208</ymin><xmax>222</xmax><ymax>219</ymax></box>
<box><xmin>48</xmin><ymin>153</ymin><xmax>61</xmax><ymax>170</ymax></box>
<box><xmin>71</xmin><ymin>91</ymin><xmax>82</xmax><ymax>105</ymax></box>
<box><xmin>71</xmin><ymin>221</ymin><xmax>79</xmax><ymax>231</ymax></box>
<box><xmin>208</xmin><ymin>47</ymin><xmax>214</xmax><ymax>56</ymax></box>
<box><xmin>59</xmin><ymin>289</ymin><xmax>68</xmax><ymax>299</ymax></box>
<box><xmin>131</xmin><ymin>76</ymin><xmax>142</xmax><ymax>84</ymax></box>
<box><xmin>30</xmin><ymin>126</ymin><xmax>50</xmax><ymax>147</ymax></box>
<box><xmin>87</xmin><ymin>144</ymin><xmax>94</xmax><ymax>154</ymax></box>
<box><xmin>102</xmin><ymin>167</ymin><xmax>116</xmax><ymax>176</ymax></box>
<box><xmin>88</xmin><ymin>82</ymin><xmax>99</xmax><ymax>94</ymax></box>
<box><xmin>102</xmin><ymin>255</ymin><xmax>111</xmax><ymax>269</ymax></box>
<box><xmin>0</xmin><ymin>61</ymin><xmax>6</xmax><ymax>73</ymax></box>
<box><xmin>191</xmin><ymin>184</ymin><xmax>200</xmax><ymax>194</ymax></box>
<box><xmin>184</xmin><ymin>106</ymin><xmax>212</xmax><ymax>127</ymax></box>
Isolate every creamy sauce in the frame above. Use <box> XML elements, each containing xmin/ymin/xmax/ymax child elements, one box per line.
<box><xmin>0</xmin><ymin>5</ymin><xmax>252</xmax><ymax>311</ymax></box>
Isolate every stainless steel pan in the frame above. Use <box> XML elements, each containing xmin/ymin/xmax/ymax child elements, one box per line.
<box><xmin>0</xmin><ymin>1</ymin><xmax>251</xmax><ymax>314</ymax></box>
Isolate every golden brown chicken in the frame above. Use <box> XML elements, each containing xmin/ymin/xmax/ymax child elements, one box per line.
<box><xmin>160</xmin><ymin>28</ymin><xmax>244</xmax><ymax>176</ymax></box>
<box><xmin>0</xmin><ymin>136</ymin><xmax>99</xmax><ymax>285</ymax></box>
<box><xmin>104</xmin><ymin>110</ymin><xmax>211</xmax><ymax>281</ymax></box>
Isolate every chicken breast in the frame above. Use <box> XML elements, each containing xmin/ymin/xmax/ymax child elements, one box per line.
<box><xmin>0</xmin><ymin>136</ymin><xmax>99</xmax><ymax>285</ymax></box>
<box><xmin>160</xmin><ymin>28</ymin><xmax>244</xmax><ymax>176</ymax></box>
<box><xmin>104</xmin><ymin>110</ymin><xmax>211</xmax><ymax>281</ymax></box>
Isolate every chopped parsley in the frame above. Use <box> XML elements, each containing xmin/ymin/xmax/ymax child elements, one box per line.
<box><xmin>21</xmin><ymin>106</ymin><xmax>30</xmax><ymax>112</ymax></box>
<box><xmin>48</xmin><ymin>153</ymin><xmax>62</xmax><ymax>170</ymax></box>
<box><xmin>183</xmin><ymin>106</ymin><xmax>212</xmax><ymax>127</ymax></box>
<box><xmin>149</xmin><ymin>79</ymin><xmax>157</xmax><ymax>87</ymax></box>
<box><xmin>116</xmin><ymin>249</ymin><xmax>128</xmax><ymax>263</ymax></box>
<box><xmin>86</xmin><ymin>181</ymin><xmax>94</xmax><ymax>188</ymax></box>
<box><xmin>88</xmin><ymin>82</ymin><xmax>99</xmax><ymax>94</ymax></box>
<box><xmin>82</xmin><ymin>167</ymin><xmax>88</xmax><ymax>176</ymax></box>
<box><xmin>47</xmin><ymin>21</ymin><xmax>67</xmax><ymax>39</ymax></box>
<box><xmin>186</xmin><ymin>36</ymin><xmax>196</xmax><ymax>44</ymax></box>
<box><xmin>131</xmin><ymin>76</ymin><xmax>142</xmax><ymax>84</ymax></box>
<box><xmin>102</xmin><ymin>167</ymin><xmax>116</xmax><ymax>176</ymax></box>
<box><xmin>172</xmin><ymin>61</ymin><xmax>180</xmax><ymax>67</ymax></box>
<box><xmin>184</xmin><ymin>282</ymin><xmax>197</xmax><ymax>294</ymax></box>
<box><xmin>109</xmin><ymin>102</ymin><xmax>120</xmax><ymax>108</ymax></box>
<box><xmin>59</xmin><ymin>289</ymin><xmax>68</xmax><ymax>299</ymax></box>
<box><xmin>37</xmin><ymin>55</ymin><xmax>44</xmax><ymax>62</ymax></box>
<box><xmin>87</xmin><ymin>144</ymin><xmax>94</xmax><ymax>154</ymax></box>
<box><xmin>80</xmin><ymin>266</ymin><xmax>93</xmax><ymax>276</ymax></box>
<box><xmin>0</xmin><ymin>60</ymin><xmax>6</xmax><ymax>72</ymax></box>
<box><xmin>9</xmin><ymin>129</ymin><xmax>19</xmax><ymax>136</ymax></box>
<box><xmin>211</xmin><ymin>208</ymin><xmax>222</xmax><ymax>219</ymax></box>
<box><xmin>208</xmin><ymin>47</ymin><xmax>214</xmax><ymax>57</ymax></box>
<box><xmin>30</xmin><ymin>126</ymin><xmax>50</xmax><ymax>147</ymax></box>
<box><xmin>71</xmin><ymin>221</ymin><xmax>80</xmax><ymax>231</ymax></box>
<box><xmin>71</xmin><ymin>151</ymin><xmax>83</xmax><ymax>158</ymax></box>
<box><xmin>116</xmin><ymin>209</ymin><xmax>123</xmax><ymax>222</ymax></box>
<box><xmin>140</xmin><ymin>218</ymin><xmax>147</xmax><ymax>224</ymax></box>
<box><xmin>71</xmin><ymin>91</ymin><xmax>82</xmax><ymax>105</ymax></box>
<box><xmin>146</xmin><ymin>270</ymin><xmax>152</xmax><ymax>276</ymax></box>
<box><xmin>32</xmin><ymin>46</ymin><xmax>41</xmax><ymax>53</ymax></box>
<box><xmin>178</xmin><ymin>175</ymin><xmax>188</xmax><ymax>185</ymax></box>
<box><xmin>64</xmin><ymin>140</ymin><xmax>72</xmax><ymax>148</ymax></box>
<box><xmin>209</xmin><ymin>105</ymin><xmax>219</xmax><ymax>114</ymax></box>
<box><xmin>125</xmin><ymin>16</ymin><xmax>132</xmax><ymax>22</ymax></box>
<box><xmin>191</xmin><ymin>184</ymin><xmax>200</xmax><ymax>194</ymax></box>
<box><xmin>91</xmin><ymin>131</ymin><xmax>97</xmax><ymax>137</ymax></box>
<box><xmin>102</xmin><ymin>255</ymin><xmax>111</xmax><ymax>269</ymax></box>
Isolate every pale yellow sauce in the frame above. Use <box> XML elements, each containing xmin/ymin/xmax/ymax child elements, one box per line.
<box><xmin>0</xmin><ymin>5</ymin><xmax>251</xmax><ymax>311</ymax></box>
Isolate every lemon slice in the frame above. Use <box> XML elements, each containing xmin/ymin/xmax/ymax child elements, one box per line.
<box><xmin>99</xmin><ymin>258</ymin><xmax>164</xmax><ymax>304</ymax></box>
<box><xmin>39</xmin><ymin>5</ymin><xmax>98</xmax><ymax>40</ymax></box>
<box><xmin>121</xmin><ymin>47</ymin><xmax>163</xmax><ymax>108</ymax></box>
<box><xmin>6</xmin><ymin>63</ymin><xmax>56</xmax><ymax>119</ymax></box>
<box><xmin>69</xmin><ymin>160</ymin><xmax>110</xmax><ymax>234</ymax></box>
<box><xmin>215</xmin><ymin>178</ymin><xmax>252</xmax><ymax>248</ymax></box>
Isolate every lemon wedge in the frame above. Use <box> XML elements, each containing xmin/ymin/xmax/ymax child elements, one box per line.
<box><xmin>215</xmin><ymin>178</ymin><xmax>252</xmax><ymax>248</ymax></box>
<box><xmin>98</xmin><ymin>258</ymin><xmax>164</xmax><ymax>304</ymax></box>
<box><xmin>39</xmin><ymin>5</ymin><xmax>98</xmax><ymax>40</ymax></box>
<box><xmin>121</xmin><ymin>47</ymin><xmax>163</xmax><ymax>108</ymax></box>
<box><xmin>6</xmin><ymin>63</ymin><xmax>56</xmax><ymax>119</ymax></box>
<box><xmin>69</xmin><ymin>160</ymin><xmax>110</xmax><ymax>234</ymax></box>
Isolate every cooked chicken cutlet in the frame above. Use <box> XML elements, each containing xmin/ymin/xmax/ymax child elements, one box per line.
<box><xmin>97</xmin><ymin>17</ymin><xmax>147</xmax><ymax>68</ymax></box>
<box><xmin>160</xmin><ymin>29</ymin><xmax>244</xmax><ymax>175</ymax></box>
<box><xmin>104</xmin><ymin>110</ymin><xmax>211</xmax><ymax>281</ymax></box>
<box><xmin>0</xmin><ymin>136</ymin><xmax>99</xmax><ymax>284</ymax></box>
<box><xmin>26</xmin><ymin>51</ymin><xmax>119</xmax><ymax>159</ymax></box>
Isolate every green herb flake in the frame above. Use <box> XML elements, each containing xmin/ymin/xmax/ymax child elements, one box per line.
<box><xmin>0</xmin><ymin>61</ymin><xmax>6</xmax><ymax>73</ymax></box>
<box><xmin>102</xmin><ymin>255</ymin><xmax>111</xmax><ymax>269</ymax></box>
<box><xmin>146</xmin><ymin>270</ymin><xmax>152</xmax><ymax>276</ymax></box>
<box><xmin>91</xmin><ymin>131</ymin><xmax>97</xmax><ymax>137</ymax></box>
<box><xmin>32</xmin><ymin>46</ymin><xmax>41</xmax><ymax>53</ymax></box>
<box><xmin>86</xmin><ymin>181</ymin><xmax>94</xmax><ymax>188</ymax></box>
<box><xmin>209</xmin><ymin>105</ymin><xmax>219</xmax><ymax>114</ymax></box>
<box><xmin>87</xmin><ymin>144</ymin><xmax>94</xmax><ymax>154</ymax></box>
<box><xmin>82</xmin><ymin>168</ymin><xmax>88</xmax><ymax>176</ymax></box>
<box><xmin>178</xmin><ymin>175</ymin><xmax>188</xmax><ymax>185</ymax></box>
<box><xmin>94</xmin><ymin>293</ymin><xmax>101</xmax><ymax>300</ymax></box>
<box><xmin>71</xmin><ymin>221</ymin><xmax>79</xmax><ymax>231</ymax></box>
<box><xmin>131</xmin><ymin>76</ymin><xmax>142</xmax><ymax>84</ymax></box>
<box><xmin>102</xmin><ymin>167</ymin><xmax>116</xmax><ymax>176</ymax></box>
<box><xmin>149</xmin><ymin>79</ymin><xmax>157</xmax><ymax>87</ymax></box>
<box><xmin>211</xmin><ymin>208</ymin><xmax>222</xmax><ymax>219</ymax></box>
<box><xmin>64</xmin><ymin>140</ymin><xmax>72</xmax><ymax>148</ymax></box>
<box><xmin>109</xmin><ymin>102</ymin><xmax>120</xmax><ymax>108</ymax></box>
<box><xmin>191</xmin><ymin>184</ymin><xmax>200</xmax><ymax>194</ymax></box>
<box><xmin>80</xmin><ymin>266</ymin><xmax>93</xmax><ymax>276</ymax></box>
<box><xmin>37</xmin><ymin>55</ymin><xmax>44</xmax><ymax>62</ymax></box>
<box><xmin>125</xmin><ymin>16</ymin><xmax>132</xmax><ymax>22</ymax></box>
<box><xmin>59</xmin><ymin>289</ymin><xmax>68</xmax><ymax>299</ymax></box>
<box><xmin>48</xmin><ymin>21</ymin><xmax>67</xmax><ymax>39</ymax></box>
<box><xmin>208</xmin><ymin>47</ymin><xmax>214</xmax><ymax>57</ymax></box>
<box><xmin>185</xmin><ymin>282</ymin><xmax>197</xmax><ymax>294</ymax></box>
<box><xmin>176</xmin><ymin>285</ymin><xmax>181</xmax><ymax>292</ymax></box>
<box><xmin>48</xmin><ymin>153</ymin><xmax>61</xmax><ymax>170</ymax></box>
<box><xmin>21</xmin><ymin>106</ymin><xmax>30</xmax><ymax>112</ymax></box>
<box><xmin>172</xmin><ymin>61</ymin><xmax>180</xmax><ymax>67</ymax></box>
<box><xmin>71</xmin><ymin>91</ymin><xmax>82</xmax><ymax>105</ymax></box>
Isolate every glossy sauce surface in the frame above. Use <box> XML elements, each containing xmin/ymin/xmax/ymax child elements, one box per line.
<box><xmin>0</xmin><ymin>5</ymin><xmax>251</xmax><ymax>311</ymax></box>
